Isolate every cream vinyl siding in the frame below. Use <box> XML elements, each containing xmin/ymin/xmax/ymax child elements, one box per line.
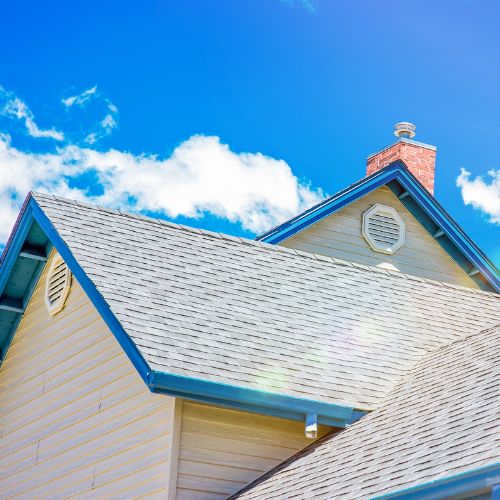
<box><xmin>175</xmin><ymin>401</ymin><xmax>330</xmax><ymax>499</ymax></box>
<box><xmin>0</xmin><ymin>252</ymin><xmax>173</xmax><ymax>498</ymax></box>
<box><xmin>282</xmin><ymin>186</ymin><xmax>477</xmax><ymax>288</ymax></box>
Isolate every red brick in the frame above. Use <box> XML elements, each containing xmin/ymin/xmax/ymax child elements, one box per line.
<box><xmin>366</xmin><ymin>141</ymin><xmax>436</xmax><ymax>194</ymax></box>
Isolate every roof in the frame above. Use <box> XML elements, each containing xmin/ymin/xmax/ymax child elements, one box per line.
<box><xmin>0</xmin><ymin>191</ymin><xmax>498</xmax><ymax>422</ymax></box>
<box><xmin>232</xmin><ymin>324</ymin><xmax>500</xmax><ymax>499</ymax></box>
<box><xmin>257</xmin><ymin>161</ymin><xmax>500</xmax><ymax>292</ymax></box>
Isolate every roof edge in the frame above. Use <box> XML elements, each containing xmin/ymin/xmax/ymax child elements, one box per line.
<box><xmin>256</xmin><ymin>162</ymin><xmax>423</xmax><ymax>243</ymax></box>
<box><xmin>149</xmin><ymin>370</ymin><xmax>366</xmax><ymax>427</ymax></box>
<box><xmin>0</xmin><ymin>196</ymin><xmax>152</xmax><ymax>383</ymax></box>
<box><xmin>373</xmin><ymin>461</ymin><xmax>500</xmax><ymax>499</ymax></box>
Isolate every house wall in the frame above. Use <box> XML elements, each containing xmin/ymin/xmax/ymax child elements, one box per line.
<box><xmin>0</xmin><ymin>252</ymin><xmax>333</xmax><ymax>499</ymax></box>
<box><xmin>281</xmin><ymin>186</ymin><xmax>477</xmax><ymax>288</ymax></box>
<box><xmin>0</xmin><ymin>252</ymin><xmax>173</xmax><ymax>498</ymax></box>
<box><xmin>175</xmin><ymin>401</ymin><xmax>329</xmax><ymax>499</ymax></box>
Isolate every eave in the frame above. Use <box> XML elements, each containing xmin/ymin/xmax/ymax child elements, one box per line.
<box><xmin>373</xmin><ymin>461</ymin><xmax>500</xmax><ymax>499</ymax></box>
<box><xmin>0</xmin><ymin>194</ymin><xmax>366</xmax><ymax>430</ymax></box>
<box><xmin>257</xmin><ymin>161</ymin><xmax>500</xmax><ymax>293</ymax></box>
<box><xmin>149</xmin><ymin>370</ymin><xmax>365</xmax><ymax>428</ymax></box>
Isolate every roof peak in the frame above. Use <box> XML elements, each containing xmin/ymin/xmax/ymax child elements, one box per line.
<box><xmin>422</xmin><ymin>322</ymin><xmax>500</xmax><ymax>359</ymax></box>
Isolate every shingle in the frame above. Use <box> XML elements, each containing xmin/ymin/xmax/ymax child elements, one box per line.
<box><xmin>232</xmin><ymin>325</ymin><xmax>500</xmax><ymax>499</ymax></box>
<box><xmin>33</xmin><ymin>193</ymin><xmax>500</xmax><ymax>410</ymax></box>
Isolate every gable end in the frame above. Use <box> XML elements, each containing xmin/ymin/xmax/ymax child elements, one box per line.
<box><xmin>258</xmin><ymin>162</ymin><xmax>500</xmax><ymax>293</ymax></box>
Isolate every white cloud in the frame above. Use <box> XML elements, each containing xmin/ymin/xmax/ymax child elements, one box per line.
<box><xmin>62</xmin><ymin>86</ymin><xmax>118</xmax><ymax>144</ymax></box>
<box><xmin>0</xmin><ymin>85</ymin><xmax>322</xmax><ymax>243</ymax></box>
<box><xmin>85</xmin><ymin>112</ymin><xmax>117</xmax><ymax>145</ymax></box>
<box><xmin>456</xmin><ymin>168</ymin><xmax>500</xmax><ymax>224</ymax></box>
<box><xmin>0</xmin><ymin>134</ymin><xmax>324</xmax><ymax>243</ymax></box>
<box><xmin>62</xmin><ymin>86</ymin><xmax>98</xmax><ymax>107</ymax></box>
<box><xmin>0</xmin><ymin>87</ymin><xmax>64</xmax><ymax>141</ymax></box>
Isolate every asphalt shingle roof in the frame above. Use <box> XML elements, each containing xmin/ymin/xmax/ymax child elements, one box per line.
<box><xmin>232</xmin><ymin>324</ymin><xmax>500</xmax><ymax>499</ymax></box>
<box><xmin>33</xmin><ymin>192</ymin><xmax>500</xmax><ymax>410</ymax></box>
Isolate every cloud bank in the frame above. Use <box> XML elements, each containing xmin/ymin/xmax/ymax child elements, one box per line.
<box><xmin>0</xmin><ymin>84</ymin><xmax>323</xmax><ymax>244</ymax></box>
<box><xmin>0</xmin><ymin>133</ymin><xmax>323</xmax><ymax>243</ymax></box>
<box><xmin>456</xmin><ymin>168</ymin><xmax>500</xmax><ymax>224</ymax></box>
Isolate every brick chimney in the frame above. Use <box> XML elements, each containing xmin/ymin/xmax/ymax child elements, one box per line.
<box><xmin>367</xmin><ymin>122</ymin><xmax>436</xmax><ymax>194</ymax></box>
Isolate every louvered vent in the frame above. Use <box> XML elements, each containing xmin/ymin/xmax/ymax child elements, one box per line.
<box><xmin>45</xmin><ymin>253</ymin><xmax>72</xmax><ymax>315</ymax></box>
<box><xmin>362</xmin><ymin>204</ymin><xmax>405</xmax><ymax>254</ymax></box>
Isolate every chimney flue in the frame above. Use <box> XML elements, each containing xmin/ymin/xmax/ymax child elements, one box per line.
<box><xmin>394</xmin><ymin>122</ymin><xmax>416</xmax><ymax>139</ymax></box>
<box><xmin>366</xmin><ymin>123</ymin><xmax>436</xmax><ymax>194</ymax></box>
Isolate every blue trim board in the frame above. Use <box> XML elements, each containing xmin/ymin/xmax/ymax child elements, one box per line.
<box><xmin>257</xmin><ymin>162</ymin><xmax>417</xmax><ymax>243</ymax></box>
<box><xmin>373</xmin><ymin>462</ymin><xmax>500</xmax><ymax>499</ymax></box>
<box><xmin>0</xmin><ymin>199</ymin><xmax>34</xmax><ymax>297</ymax></box>
<box><xmin>0</xmin><ymin>193</ymin><xmax>366</xmax><ymax>429</ymax></box>
<box><xmin>257</xmin><ymin>161</ymin><xmax>499</xmax><ymax>293</ymax></box>
<box><xmin>493</xmin><ymin>484</ymin><xmax>500</xmax><ymax>500</ymax></box>
<box><xmin>0</xmin><ymin>200</ymin><xmax>44</xmax><ymax>361</ymax></box>
<box><xmin>0</xmin><ymin>195</ymin><xmax>151</xmax><ymax>383</ymax></box>
<box><xmin>29</xmin><ymin>200</ymin><xmax>152</xmax><ymax>385</ymax></box>
<box><xmin>149</xmin><ymin>370</ymin><xmax>365</xmax><ymax>428</ymax></box>
<box><xmin>0</xmin><ymin>255</ymin><xmax>47</xmax><ymax>363</ymax></box>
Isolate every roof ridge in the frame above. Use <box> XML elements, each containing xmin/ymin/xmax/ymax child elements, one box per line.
<box><xmin>371</xmin><ymin>321</ymin><xmax>500</xmax><ymax>413</ymax></box>
<box><xmin>31</xmin><ymin>191</ymin><xmax>498</xmax><ymax>299</ymax></box>
<box><xmin>422</xmin><ymin>322</ymin><xmax>500</xmax><ymax>358</ymax></box>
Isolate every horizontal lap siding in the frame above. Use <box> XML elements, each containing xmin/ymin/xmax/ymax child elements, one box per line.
<box><xmin>0</xmin><ymin>253</ymin><xmax>172</xmax><ymax>498</ymax></box>
<box><xmin>176</xmin><ymin>401</ymin><xmax>329</xmax><ymax>499</ymax></box>
<box><xmin>282</xmin><ymin>187</ymin><xmax>477</xmax><ymax>288</ymax></box>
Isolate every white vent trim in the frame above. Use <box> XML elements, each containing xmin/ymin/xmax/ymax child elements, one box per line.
<box><xmin>362</xmin><ymin>204</ymin><xmax>406</xmax><ymax>255</ymax></box>
<box><xmin>45</xmin><ymin>253</ymin><xmax>72</xmax><ymax>315</ymax></box>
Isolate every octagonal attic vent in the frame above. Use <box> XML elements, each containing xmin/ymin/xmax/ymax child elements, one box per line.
<box><xmin>362</xmin><ymin>204</ymin><xmax>405</xmax><ymax>254</ymax></box>
<box><xmin>45</xmin><ymin>253</ymin><xmax>72</xmax><ymax>315</ymax></box>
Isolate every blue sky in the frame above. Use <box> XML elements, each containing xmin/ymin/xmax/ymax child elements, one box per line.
<box><xmin>0</xmin><ymin>0</ymin><xmax>499</xmax><ymax>263</ymax></box>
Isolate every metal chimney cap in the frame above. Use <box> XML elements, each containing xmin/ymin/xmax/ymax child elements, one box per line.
<box><xmin>394</xmin><ymin>122</ymin><xmax>416</xmax><ymax>139</ymax></box>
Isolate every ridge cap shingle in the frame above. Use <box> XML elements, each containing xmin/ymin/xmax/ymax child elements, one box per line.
<box><xmin>31</xmin><ymin>191</ymin><xmax>498</xmax><ymax>299</ymax></box>
<box><xmin>422</xmin><ymin>322</ymin><xmax>500</xmax><ymax>357</ymax></box>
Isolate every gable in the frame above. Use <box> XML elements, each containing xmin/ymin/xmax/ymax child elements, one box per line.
<box><xmin>281</xmin><ymin>186</ymin><xmax>478</xmax><ymax>287</ymax></box>
<box><xmin>258</xmin><ymin>162</ymin><xmax>499</xmax><ymax>293</ymax></box>
<box><xmin>0</xmin><ymin>250</ymin><xmax>173</xmax><ymax>496</ymax></box>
